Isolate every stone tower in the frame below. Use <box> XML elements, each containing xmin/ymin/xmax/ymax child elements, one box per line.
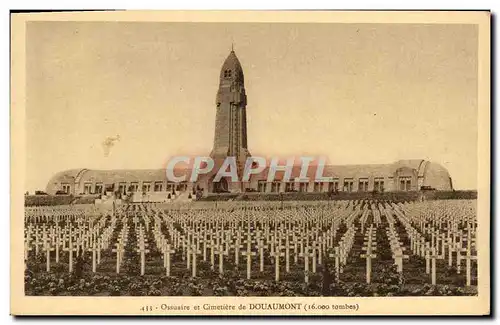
<box><xmin>210</xmin><ymin>49</ymin><xmax>251</xmax><ymax>165</ymax></box>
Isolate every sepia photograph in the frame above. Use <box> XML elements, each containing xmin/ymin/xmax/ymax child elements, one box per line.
<box><xmin>10</xmin><ymin>10</ymin><xmax>490</xmax><ymax>315</ymax></box>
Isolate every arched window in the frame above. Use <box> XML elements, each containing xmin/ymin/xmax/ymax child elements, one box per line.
<box><xmin>224</xmin><ymin>69</ymin><xmax>232</xmax><ymax>78</ymax></box>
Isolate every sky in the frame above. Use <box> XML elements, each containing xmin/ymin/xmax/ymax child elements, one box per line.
<box><xmin>25</xmin><ymin>22</ymin><xmax>478</xmax><ymax>192</ymax></box>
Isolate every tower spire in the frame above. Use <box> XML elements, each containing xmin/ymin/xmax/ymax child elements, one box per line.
<box><xmin>212</xmin><ymin>46</ymin><xmax>249</xmax><ymax>163</ymax></box>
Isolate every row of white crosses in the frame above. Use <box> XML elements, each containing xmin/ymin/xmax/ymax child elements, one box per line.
<box><xmin>135</xmin><ymin>225</ymin><xmax>150</xmax><ymax>276</ymax></box>
<box><xmin>168</xmin><ymin>198</ymin><xmax>468</xmax><ymax>286</ymax></box>
<box><xmin>395</xmin><ymin>200</ymin><xmax>477</xmax><ymax>286</ymax></box>
<box><xmin>111</xmin><ymin>221</ymin><xmax>129</xmax><ymax>274</ymax></box>
<box><xmin>25</xmin><ymin>199</ymin><xmax>476</xmax><ymax>288</ymax></box>
<box><xmin>393</xmin><ymin>204</ymin><xmax>442</xmax><ymax>285</ymax></box>
<box><xmin>153</xmin><ymin>206</ymin><xmax>353</xmax><ymax>283</ymax></box>
<box><xmin>89</xmin><ymin>220</ymin><xmax>115</xmax><ymax>273</ymax></box>
<box><xmin>25</xmin><ymin>204</ymin><xmax>110</xmax><ymax>224</ymax></box>
<box><xmin>154</xmin><ymin>212</ymin><xmax>222</xmax><ymax>278</ymax></box>
<box><xmin>328</xmin><ymin>223</ymin><xmax>357</xmax><ymax>283</ymax></box>
<box><xmin>360</xmin><ymin>224</ymin><xmax>377</xmax><ymax>284</ymax></box>
<box><xmin>371</xmin><ymin>203</ymin><xmax>382</xmax><ymax>225</ymax></box>
<box><xmin>26</xmin><ymin>223</ymin><xmax>67</xmax><ymax>271</ymax></box>
<box><xmin>185</xmin><ymin>232</ymin><xmax>202</xmax><ymax>277</ymax></box>
<box><xmin>154</xmin><ymin>198</ymin><xmax>349</xmax><ymax>213</ymax></box>
<box><xmin>411</xmin><ymin>201</ymin><xmax>477</xmax><ymax>286</ymax></box>
<box><xmin>384</xmin><ymin>210</ymin><xmax>409</xmax><ymax>273</ymax></box>
<box><xmin>24</xmin><ymin>214</ymin><xmax>112</xmax><ymax>273</ymax></box>
<box><xmin>359</xmin><ymin>209</ymin><xmax>370</xmax><ymax>234</ymax></box>
<box><xmin>271</xmin><ymin>209</ymin><xmax>350</xmax><ymax>283</ymax></box>
<box><xmin>174</xmin><ymin>214</ymin><xmax>253</xmax><ymax>278</ymax></box>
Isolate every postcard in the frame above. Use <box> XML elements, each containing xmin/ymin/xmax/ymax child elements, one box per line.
<box><xmin>11</xmin><ymin>10</ymin><xmax>490</xmax><ymax>315</ymax></box>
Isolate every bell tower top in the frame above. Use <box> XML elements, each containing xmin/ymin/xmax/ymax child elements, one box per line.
<box><xmin>219</xmin><ymin>50</ymin><xmax>244</xmax><ymax>84</ymax></box>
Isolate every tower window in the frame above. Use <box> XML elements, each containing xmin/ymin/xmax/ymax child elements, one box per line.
<box><xmin>224</xmin><ymin>69</ymin><xmax>232</xmax><ymax>78</ymax></box>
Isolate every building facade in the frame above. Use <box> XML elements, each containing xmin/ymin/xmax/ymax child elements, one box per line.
<box><xmin>44</xmin><ymin>50</ymin><xmax>453</xmax><ymax>198</ymax></box>
<box><xmin>45</xmin><ymin>159</ymin><xmax>452</xmax><ymax>197</ymax></box>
